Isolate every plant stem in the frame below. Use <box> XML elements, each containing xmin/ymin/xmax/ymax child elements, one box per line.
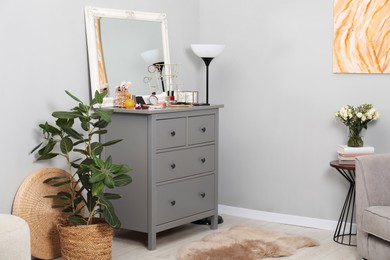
<box><xmin>65</xmin><ymin>153</ymin><xmax>77</xmax><ymax>215</ymax></box>
<box><xmin>87</xmin><ymin>204</ymin><xmax>98</xmax><ymax>225</ymax></box>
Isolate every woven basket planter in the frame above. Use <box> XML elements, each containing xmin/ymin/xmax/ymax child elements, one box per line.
<box><xmin>57</xmin><ymin>219</ymin><xmax>113</xmax><ymax>260</ymax></box>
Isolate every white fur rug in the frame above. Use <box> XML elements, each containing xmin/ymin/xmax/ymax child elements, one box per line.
<box><xmin>177</xmin><ymin>225</ymin><xmax>320</xmax><ymax>260</ymax></box>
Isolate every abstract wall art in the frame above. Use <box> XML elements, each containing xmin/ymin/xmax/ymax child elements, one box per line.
<box><xmin>333</xmin><ymin>0</ymin><xmax>390</xmax><ymax>73</ymax></box>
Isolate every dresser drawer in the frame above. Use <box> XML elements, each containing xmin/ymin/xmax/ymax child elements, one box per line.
<box><xmin>156</xmin><ymin>145</ymin><xmax>215</xmax><ymax>182</ymax></box>
<box><xmin>156</xmin><ymin>174</ymin><xmax>215</xmax><ymax>225</ymax></box>
<box><xmin>188</xmin><ymin>115</ymin><xmax>215</xmax><ymax>145</ymax></box>
<box><xmin>156</xmin><ymin>117</ymin><xmax>186</xmax><ymax>149</ymax></box>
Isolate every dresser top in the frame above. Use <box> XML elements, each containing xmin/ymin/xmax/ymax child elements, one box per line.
<box><xmin>109</xmin><ymin>104</ymin><xmax>224</xmax><ymax>115</ymax></box>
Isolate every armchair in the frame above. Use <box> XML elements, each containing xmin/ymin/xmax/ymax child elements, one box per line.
<box><xmin>356</xmin><ymin>154</ymin><xmax>390</xmax><ymax>259</ymax></box>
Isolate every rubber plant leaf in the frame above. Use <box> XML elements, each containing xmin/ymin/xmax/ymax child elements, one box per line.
<box><xmin>52</xmin><ymin>111</ymin><xmax>80</xmax><ymax>119</ymax></box>
<box><xmin>60</xmin><ymin>137</ymin><xmax>73</xmax><ymax>154</ymax></box>
<box><xmin>113</xmin><ymin>174</ymin><xmax>132</xmax><ymax>187</ymax></box>
<box><xmin>65</xmin><ymin>90</ymin><xmax>83</xmax><ymax>103</ymax></box>
<box><xmin>103</xmin><ymin>193</ymin><xmax>121</xmax><ymax>200</ymax></box>
<box><xmin>100</xmin><ymin>197</ymin><xmax>121</xmax><ymax>229</ymax></box>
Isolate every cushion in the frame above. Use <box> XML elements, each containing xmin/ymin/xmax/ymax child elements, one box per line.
<box><xmin>362</xmin><ymin>206</ymin><xmax>390</xmax><ymax>242</ymax></box>
<box><xmin>0</xmin><ymin>214</ymin><xmax>31</xmax><ymax>259</ymax></box>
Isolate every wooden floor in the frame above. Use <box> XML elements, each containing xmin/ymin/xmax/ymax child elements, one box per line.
<box><xmin>110</xmin><ymin>214</ymin><xmax>360</xmax><ymax>260</ymax></box>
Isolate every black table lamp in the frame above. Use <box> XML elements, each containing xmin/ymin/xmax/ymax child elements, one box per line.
<box><xmin>191</xmin><ymin>44</ymin><xmax>225</xmax><ymax>105</ymax></box>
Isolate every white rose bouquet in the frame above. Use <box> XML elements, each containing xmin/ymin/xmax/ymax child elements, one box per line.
<box><xmin>335</xmin><ymin>103</ymin><xmax>379</xmax><ymax>147</ymax></box>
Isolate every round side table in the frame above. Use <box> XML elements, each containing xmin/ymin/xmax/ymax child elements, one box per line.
<box><xmin>329</xmin><ymin>160</ymin><xmax>357</xmax><ymax>246</ymax></box>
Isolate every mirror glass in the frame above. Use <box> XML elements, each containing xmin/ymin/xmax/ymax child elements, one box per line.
<box><xmin>85</xmin><ymin>6</ymin><xmax>171</xmax><ymax>98</ymax></box>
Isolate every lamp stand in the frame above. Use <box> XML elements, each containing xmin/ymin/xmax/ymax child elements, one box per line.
<box><xmin>193</xmin><ymin>57</ymin><xmax>213</xmax><ymax>106</ymax></box>
<box><xmin>193</xmin><ymin>56</ymin><xmax>224</xmax><ymax>225</ymax></box>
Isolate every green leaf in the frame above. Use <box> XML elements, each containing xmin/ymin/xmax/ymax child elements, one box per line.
<box><xmin>74</xmin><ymin>197</ymin><xmax>84</xmax><ymax>206</ymax></box>
<box><xmin>74</xmin><ymin>148</ymin><xmax>88</xmax><ymax>156</ymax></box>
<box><xmin>43</xmin><ymin>176</ymin><xmax>68</xmax><ymax>183</ymax></box>
<box><xmin>79</xmin><ymin>158</ymin><xmax>95</xmax><ymax>167</ymax></box>
<box><xmin>92</xmin><ymin>181</ymin><xmax>105</xmax><ymax>196</ymax></box>
<box><xmin>91</xmin><ymin>142</ymin><xmax>103</xmax><ymax>155</ymax></box>
<box><xmin>73</xmin><ymin>140</ymin><xmax>85</xmax><ymax>146</ymax></box>
<box><xmin>81</xmin><ymin>120</ymin><xmax>90</xmax><ymax>131</ymax></box>
<box><xmin>70</xmin><ymin>162</ymin><xmax>80</xmax><ymax>169</ymax></box>
<box><xmin>94</xmin><ymin>90</ymin><xmax>103</xmax><ymax>104</ymax></box>
<box><xmin>74</xmin><ymin>206</ymin><xmax>85</xmax><ymax>215</ymax></box>
<box><xmin>104</xmin><ymin>156</ymin><xmax>112</xmax><ymax>169</ymax></box>
<box><xmin>67</xmin><ymin>214</ymin><xmax>86</xmax><ymax>224</ymax></box>
<box><xmin>101</xmin><ymin>89</ymin><xmax>109</xmax><ymax>98</ymax></box>
<box><xmin>40</xmin><ymin>122</ymin><xmax>61</xmax><ymax>136</ymax></box>
<box><xmin>50</xmin><ymin>180</ymin><xmax>71</xmax><ymax>187</ymax></box>
<box><xmin>56</xmin><ymin>118</ymin><xmax>74</xmax><ymax>128</ymax></box>
<box><xmin>62</xmin><ymin>126</ymin><xmax>84</xmax><ymax>140</ymax></box>
<box><xmin>90</xmin><ymin>171</ymin><xmax>105</xmax><ymax>183</ymax></box>
<box><xmin>60</xmin><ymin>137</ymin><xmax>73</xmax><ymax>154</ymax></box>
<box><xmin>103</xmin><ymin>193</ymin><xmax>121</xmax><ymax>200</ymax></box>
<box><xmin>30</xmin><ymin>142</ymin><xmax>43</xmax><ymax>154</ymax></box>
<box><xmin>104</xmin><ymin>175</ymin><xmax>115</xmax><ymax>189</ymax></box>
<box><xmin>87</xmin><ymin>195</ymin><xmax>98</xmax><ymax>213</ymax></box>
<box><xmin>57</xmin><ymin>191</ymin><xmax>72</xmax><ymax>200</ymax></box>
<box><xmin>78</xmin><ymin>173</ymin><xmax>92</xmax><ymax>191</ymax></box>
<box><xmin>93</xmin><ymin>120</ymin><xmax>109</xmax><ymax>128</ymax></box>
<box><xmin>90</xmin><ymin>112</ymin><xmax>100</xmax><ymax>119</ymax></box>
<box><xmin>110</xmin><ymin>164</ymin><xmax>132</xmax><ymax>174</ymax></box>
<box><xmin>95</xmin><ymin>109</ymin><xmax>113</xmax><ymax>123</ymax></box>
<box><xmin>62</xmin><ymin>206</ymin><xmax>73</xmax><ymax>213</ymax></box>
<box><xmin>100</xmin><ymin>197</ymin><xmax>121</xmax><ymax>229</ymax></box>
<box><xmin>52</xmin><ymin>111</ymin><xmax>79</xmax><ymax>119</ymax></box>
<box><xmin>65</xmin><ymin>90</ymin><xmax>83</xmax><ymax>103</ymax></box>
<box><xmin>78</xmin><ymin>103</ymin><xmax>90</xmax><ymax>113</ymax></box>
<box><xmin>38</xmin><ymin>138</ymin><xmax>56</xmax><ymax>156</ymax></box>
<box><xmin>94</xmin><ymin>147</ymin><xmax>103</xmax><ymax>156</ymax></box>
<box><xmin>102</xmin><ymin>139</ymin><xmax>122</xmax><ymax>147</ymax></box>
<box><xmin>113</xmin><ymin>174</ymin><xmax>132</xmax><ymax>187</ymax></box>
<box><xmin>43</xmin><ymin>195</ymin><xmax>59</xmax><ymax>199</ymax></box>
<box><xmin>52</xmin><ymin>203</ymin><xmax>68</xmax><ymax>208</ymax></box>
<box><xmin>90</xmin><ymin>129</ymin><xmax>107</xmax><ymax>136</ymax></box>
<box><xmin>37</xmin><ymin>153</ymin><xmax>58</xmax><ymax>160</ymax></box>
<box><xmin>92</xmin><ymin>155</ymin><xmax>105</xmax><ymax>168</ymax></box>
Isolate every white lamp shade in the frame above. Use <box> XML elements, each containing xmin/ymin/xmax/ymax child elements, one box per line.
<box><xmin>191</xmin><ymin>44</ymin><xmax>225</xmax><ymax>58</ymax></box>
<box><xmin>141</xmin><ymin>49</ymin><xmax>164</xmax><ymax>65</ymax></box>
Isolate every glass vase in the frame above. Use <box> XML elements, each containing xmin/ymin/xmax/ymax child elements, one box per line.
<box><xmin>347</xmin><ymin>127</ymin><xmax>363</xmax><ymax>147</ymax></box>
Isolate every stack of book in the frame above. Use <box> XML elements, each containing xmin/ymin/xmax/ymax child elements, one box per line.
<box><xmin>337</xmin><ymin>145</ymin><xmax>375</xmax><ymax>164</ymax></box>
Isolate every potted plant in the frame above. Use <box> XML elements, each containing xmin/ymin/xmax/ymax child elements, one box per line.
<box><xmin>30</xmin><ymin>90</ymin><xmax>132</xmax><ymax>259</ymax></box>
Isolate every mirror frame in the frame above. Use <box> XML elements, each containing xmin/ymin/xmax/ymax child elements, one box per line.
<box><xmin>84</xmin><ymin>6</ymin><xmax>171</xmax><ymax>98</ymax></box>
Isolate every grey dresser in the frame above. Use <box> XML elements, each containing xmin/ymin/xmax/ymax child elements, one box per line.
<box><xmin>102</xmin><ymin>105</ymin><xmax>223</xmax><ymax>250</ymax></box>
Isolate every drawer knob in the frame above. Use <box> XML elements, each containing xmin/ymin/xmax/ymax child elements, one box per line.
<box><xmin>201</xmin><ymin>158</ymin><xmax>206</xmax><ymax>163</ymax></box>
<box><xmin>200</xmin><ymin>193</ymin><xmax>206</xmax><ymax>198</ymax></box>
<box><xmin>201</xmin><ymin>127</ymin><xmax>206</xmax><ymax>133</ymax></box>
<box><xmin>171</xmin><ymin>163</ymin><xmax>176</xmax><ymax>169</ymax></box>
<box><xmin>170</xmin><ymin>131</ymin><xmax>176</xmax><ymax>136</ymax></box>
<box><xmin>170</xmin><ymin>200</ymin><xmax>176</xmax><ymax>206</ymax></box>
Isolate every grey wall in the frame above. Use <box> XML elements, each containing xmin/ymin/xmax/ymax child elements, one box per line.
<box><xmin>0</xmin><ymin>0</ymin><xmax>200</xmax><ymax>213</ymax></box>
<box><xmin>199</xmin><ymin>0</ymin><xmax>390</xmax><ymax>221</ymax></box>
<box><xmin>2</xmin><ymin>0</ymin><xmax>389</xmax><ymax>224</ymax></box>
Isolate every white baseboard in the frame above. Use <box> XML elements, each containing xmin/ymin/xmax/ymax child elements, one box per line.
<box><xmin>218</xmin><ymin>204</ymin><xmax>339</xmax><ymax>231</ymax></box>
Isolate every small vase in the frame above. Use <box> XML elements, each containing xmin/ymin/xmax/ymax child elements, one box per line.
<box><xmin>347</xmin><ymin>127</ymin><xmax>363</xmax><ymax>147</ymax></box>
